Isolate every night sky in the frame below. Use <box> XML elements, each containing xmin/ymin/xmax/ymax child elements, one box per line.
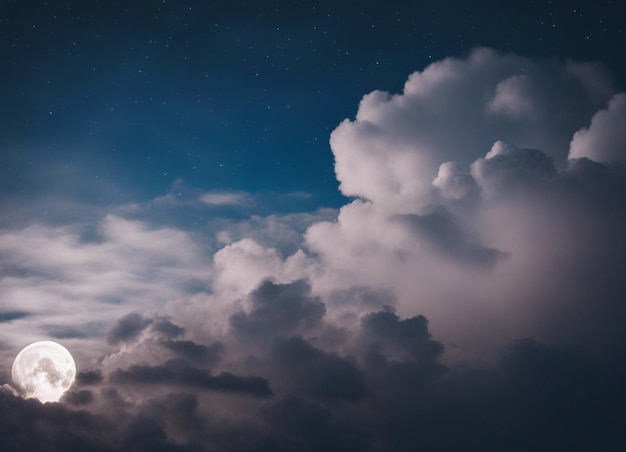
<box><xmin>1</xmin><ymin>1</ymin><xmax>626</xmax><ymax>450</ymax></box>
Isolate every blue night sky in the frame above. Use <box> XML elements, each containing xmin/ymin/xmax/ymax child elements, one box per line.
<box><xmin>1</xmin><ymin>1</ymin><xmax>626</xmax><ymax>451</ymax></box>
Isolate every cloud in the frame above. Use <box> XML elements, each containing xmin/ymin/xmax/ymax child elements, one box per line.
<box><xmin>0</xmin><ymin>214</ymin><xmax>211</xmax><ymax>362</ymax></box>
<box><xmin>359</xmin><ymin>309</ymin><xmax>443</xmax><ymax>362</ymax></box>
<box><xmin>159</xmin><ymin>340</ymin><xmax>223</xmax><ymax>365</ymax></box>
<box><xmin>330</xmin><ymin>48</ymin><xmax>615</xmax><ymax>210</ymax></box>
<box><xmin>107</xmin><ymin>313</ymin><xmax>152</xmax><ymax>345</ymax></box>
<box><xmin>0</xmin><ymin>391</ymin><xmax>115</xmax><ymax>451</ymax></box>
<box><xmin>45</xmin><ymin>325</ymin><xmax>90</xmax><ymax>339</ymax></box>
<box><xmin>268</xmin><ymin>336</ymin><xmax>366</xmax><ymax>402</ymax></box>
<box><xmin>76</xmin><ymin>369</ymin><xmax>104</xmax><ymax>386</ymax></box>
<box><xmin>229</xmin><ymin>279</ymin><xmax>325</xmax><ymax>342</ymax></box>
<box><xmin>0</xmin><ymin>311</ymin><xmax>30</xmax><ymax>323</ymax></box>
<box><xmin>260</xmin><ymin>396</ymin><xmax>371</xmax><ymax>451</ymax></box>
<box><xmin>109</xmin><ymin>359</ymin><xmax>273</xmax><ymax>397</ymax></box>
<box><xmin>152</xmin><ymin>318</ymin><xmax>185</xmax><ymax>338</ymax></box>
<box><xmin>488</xmin><ymin>74</ymin><xmax>536</xmax><ymax>118</ymax></box>
<box><xmin>298</xmin><ymin>49</ymin><xmax>626</xmax><ymax>360</ymax></box>
<box><xmin>211</xmin><ymin>238</ymin><xmax>311</xmax><ymax>296</ymax></box>
<box><xmin>199</xmin><ymin>191</ymin><xmax>251</xmax><ymax>207</ymax></box>
<box><xmin>392</xmin><ymin>208</ymin><xmax>508</xmax><ymax>267</ymax></box>
<box><xmin>432</xmin><ymin>161</ymin><xmax>478</xmax><ymax>200</ymax></box>
<box><xmin>214</xmin><ymin>208</ymin><xmax>336</xmax><ymax>254</ymax></box>
<box><xmin>569</xmin><ymin>92</ymin><xmax>626</xmax><ymax>164</ymax></box>
<box><xmin>470</xmin><ymin>141</ymin><xmax>557</xmax><ymax>196</ymax></box>
<box><xmin>63</xmin><ymin>389</ymin><xmax>95</xmax><ymax>406</ymax></box>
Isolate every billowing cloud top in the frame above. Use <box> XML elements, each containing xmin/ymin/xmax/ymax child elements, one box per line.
<box><xmin>331</xmin><ymin>48</ymin><xmax>616</xmax><ymax>210</ymax></box>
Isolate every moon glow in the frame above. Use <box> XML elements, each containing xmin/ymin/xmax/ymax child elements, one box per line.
<box><xmin>12</xmin><ymin>341</ymin><xmax>76</xmax><ymax>403</ymax></box>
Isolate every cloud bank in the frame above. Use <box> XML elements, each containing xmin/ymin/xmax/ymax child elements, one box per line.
<box><xmin>1</xmin><ymin>48</ymin><xmax>625</xmax><ymax>451</ymax></box>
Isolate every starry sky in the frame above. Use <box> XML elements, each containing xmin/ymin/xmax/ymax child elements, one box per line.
<box><xmin>2</xmin><ymin>0</ymin><xmax>623</xmax><ymax>207</ymax></box>
<box><xmin>1</xmin><ymin>1</ymin><xmax>626</xmax><ymax>451</ymax></box>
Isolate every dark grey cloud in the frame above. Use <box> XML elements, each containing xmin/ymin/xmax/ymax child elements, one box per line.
<box><xmin>561</xmin><ymin>157</ymin><xmax>626</xmax><ymax>205</ymax></box>
<box><xmin>259</xmin><ymin>396</ymin><xmax>372</xmax><ymax>452</ymax></box>
<box><xmin>29</xmin><ymin>386</ymin><xmax>183</xmax><ymax>452</ymax></box>
<box><xmin>2</xmin><ymin>305</ymin><xmax>625</xmax><ymax>451</ymax></box>
<box><xmin>139</xmin><ymin>392</ymin><xmax>204</xmax><ymax>443</ymax></box>
<box><xmin>117</xmin><ymin>416</ymin><xmax>200</xmax><ymax>452</ymax></box>
<box><xmin>0</xmin><ymin>391</ymin><xmax>113</xmax><ymax>451</ymax></box>
<box><xmin>107</xmin><ymin>312</ymin><xmax>152</xmax><ymax>345</ymax></box>
<box><xmin>45</xmin><ymin>325</ymin><xmax>88</xmax><ymax>339</ymax></box>
<box><xmin>109</xmin><ymin>359</ymin><xmax>273</xmax><ymax>397</ymax></box>
<box><xmin>406</xmin><ymin>340</ymin><xmax>622</xmax><ymax>452</ymax></box>
<box><xmin>152</xmin><ymin>318</ymin><xmax>185</xmax><ymax>338</ymax></box>
<box><xmin>0</xmin><ymin>311</ymin><xmax>30</xmax><ymax>322</ymax></box>
<box><xmin>159</xmin><ymin>340</ymin><xmax>223</xmax><ymax>366</ymax></box>
<box><xmin>63</xmin><ymin>389</ymin><xmax>95</xmax><ymax>406</ymax></box>
<box><xmin>268</xmin><ymin>336</ymin><xmax>366</xmax><ymax>402</ymax></box>
<box><xmin>230</xmin><ymin>279</ymin><xmax>325</xmax><ymax>341</ymax></box>
<box><xmin>360</xmin><ymin>309</ymin><xmax>444</xmax><ymax>362</ymax></box>
<box><xmin>76</xmin><ymin>369</ymin><xmax>104</xmax><ymax>386</ymax></box>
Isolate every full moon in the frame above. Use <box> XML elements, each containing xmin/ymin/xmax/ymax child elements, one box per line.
<box><xmin>12</xmin><ymin>341</ymin><xmax>76</xmax><ymax>403</ymax></box>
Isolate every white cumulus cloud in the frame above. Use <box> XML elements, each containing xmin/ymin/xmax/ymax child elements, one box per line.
<box><xmin>569</xmin><ymin>92</ymin><xmax>626</xmax><ymax>164</ymax></box>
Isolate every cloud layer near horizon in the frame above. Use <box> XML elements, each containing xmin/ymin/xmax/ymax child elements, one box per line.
<box><xmin>2</xmin><ymin>49</ymin><xmax>626</xmax><ymax>451</ymax></box>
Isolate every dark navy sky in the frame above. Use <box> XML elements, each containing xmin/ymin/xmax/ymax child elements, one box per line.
<box><xmin>1</xmin><ymin>0</ymin><xmax>623</xmax><ymax>207</ymax></box>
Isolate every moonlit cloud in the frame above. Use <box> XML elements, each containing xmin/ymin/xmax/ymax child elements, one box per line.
<box><xmin>488</xmin><ymin>74</ymin><xmax>536</xmax><ymax>118</ymax></box>
<box><xmin>0</xmin><ymin>215</ymin><xmax>210</xmax><ymax>364</ymax></box>
<box><xmin>569</xmin><ymin>92</ymin><xmax>626</xmax><ymax>164</ymax></box>
<box><xmin>200</xmin><ymin>191</ymin><xmax>252</xmax><ymax>206</ymax></box>
<box><xmin>1</xmin><ymin>49</ymin><xmax>626</xmax><ymax>450</ymax></box>
<box><xmin>298</xmin><ymin>49</ymin><xmax>626</xmax><ymax>356</ymax></box>
<box><xmin>330</xmin><ymin>48</ymin><xmax>615</xmax><ymax>211</ymax></box>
